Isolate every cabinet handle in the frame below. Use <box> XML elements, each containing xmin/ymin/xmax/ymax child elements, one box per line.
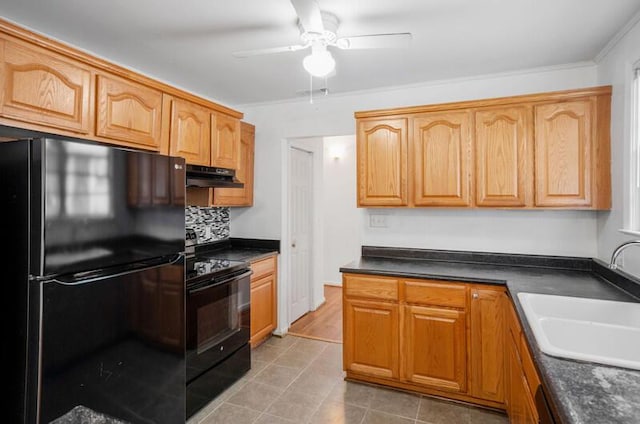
<box><xmin>472</xmin><ymin>293</ymin><xmax>479</xmax><ymax>299</ymax></box>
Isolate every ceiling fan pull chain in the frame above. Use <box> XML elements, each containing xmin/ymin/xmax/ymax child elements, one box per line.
<box><xmin>309</xmin><ymin>73</ymin><xmax>314</xmax><ymax>104</ymax></box>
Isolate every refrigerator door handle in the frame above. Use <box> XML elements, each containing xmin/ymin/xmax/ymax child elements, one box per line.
<box><xmin>37</xmin><ymin>253</ymin><xmax>184</xmax><ymax>286</ymax></box>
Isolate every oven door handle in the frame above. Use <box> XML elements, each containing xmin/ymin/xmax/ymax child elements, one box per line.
<box><xmin>188</xmin><ymin>269</ymin><xmax>253</xmax><ymax>294</ymax></box>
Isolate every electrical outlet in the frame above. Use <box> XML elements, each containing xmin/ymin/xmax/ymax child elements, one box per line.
<box><xmin>370</xmin><ymin>214</ymin><xmax>387</xmax><ymax>228</ymax></box>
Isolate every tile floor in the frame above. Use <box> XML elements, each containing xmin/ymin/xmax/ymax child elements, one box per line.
<box><xmin>188</xmin><ymin>336</ymin><xmax>508</xmax><ymax>424</ymax></box>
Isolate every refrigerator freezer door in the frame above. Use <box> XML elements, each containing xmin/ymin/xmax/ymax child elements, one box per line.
<box><xmin>37</xmin><ymin>138</ymin><xmax>185</xmax><ymax>276</ymax></box>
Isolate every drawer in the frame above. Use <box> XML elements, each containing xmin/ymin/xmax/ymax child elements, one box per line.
<box><xmin>402</xmin><ymin>280</ymin><xmax>467</xmax><ymax>308</ymax></box>
<box><xmin>251</xmin><ymin>255</ymin><xmax>277</xmax><ymax>280</ymax></box>
<box><xmin>344</xmin><ymin>274</ymin><xmax>399</xmax><ymax>301</ymax></box>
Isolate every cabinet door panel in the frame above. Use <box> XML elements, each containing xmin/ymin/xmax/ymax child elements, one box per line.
<box><xmin>211</xmin><ymin>113</ymin><xmax>240</xmax><ymax>169</ymax></box>
<box><xmin>357</xmin><ymin>119</ymin><xmax>408</xmax><ymax>206</ymax></box>
<box><xmin>534</xmin><ymin>99</ymin><xmax>592</xmax><ymax>207</ymax></box>
<box><xmin>0</xmin><ymin>39</ymin><xmax>91</xmax><ymax>133</ymax></box>
<box><xmin>413</xmin><ymin>111</ymin><xmax>471</xmax><ymax>206</ymax></box>
<box><xmin>213</xmin><ymin>121</ymin><xmax>254</xmax><ymax>206</ymax></box>
<box><xmin>470</xmin><ymin>287</ymin><xmax>505</xmax><ymax>403</ymax></box>
<box><xmin>475</xmin><ymin>107</ymin><xmax>531</xmax><ymax>207</ymax></box>
<box><xmin>403</xmin><ymin>305</ymin><xmax>466</xmax><ymax>392</ymax></box>
<box><xmin>344</xmin><ymin>299</ymin><xmax>399</xmax><ymax>379</ymax></box>
<box><xmin>96</xmin><ymin>74</ymin><xmax>162</xmax><ymax>149</ymax></box>
<box><xmin>168</xmin><ymin>98</ymin><xmax>210</xmax><ymax>166</ymax></box>
<box><xmin>507</xmin><ymin>334</ymin><xmax>538</xmax><ymax>424</ymax></box>
<box><xmin>250</xmin><ymin>274</ymin><xmax>276</xmax><ymax>345</ymax></box>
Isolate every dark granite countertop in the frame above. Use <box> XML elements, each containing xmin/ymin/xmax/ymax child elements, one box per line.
<box><xmin>340</xmin><ymin>248</ymin><xmax>640</xmax><ymax>424</ymax></box>
<box><xmin>195</xmin><ymin>238</ymin><xmax>279</xmax><ymax>263</ymax></box>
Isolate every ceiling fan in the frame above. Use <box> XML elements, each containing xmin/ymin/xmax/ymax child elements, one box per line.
<box><xmin>232</xmin><ymin>0</ymin><xmax>412</xmax><ymax>78</ymax></box>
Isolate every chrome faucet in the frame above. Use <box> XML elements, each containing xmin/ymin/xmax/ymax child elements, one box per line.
<box><xmin>609</xmin><ymin>240</ymin><xmax>640</xmax><ymax>269</ymax></box>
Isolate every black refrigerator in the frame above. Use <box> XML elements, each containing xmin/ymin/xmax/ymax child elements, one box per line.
<box><xmin>2</xmin><ymin>137</ymin><xmax>186</xmax><ymax>424</ymax></box>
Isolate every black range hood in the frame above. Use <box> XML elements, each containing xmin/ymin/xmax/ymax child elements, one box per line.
<box><xmin>186</xmin><ymin>164</ymin><xmax>244</xmax><ymax>188</ymax></box>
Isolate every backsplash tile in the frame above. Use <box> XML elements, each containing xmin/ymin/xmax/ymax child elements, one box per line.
<box><xmin>186</xmin><ymin>206</ymin><xmax>230</xmax><ymax>244</ymax></box>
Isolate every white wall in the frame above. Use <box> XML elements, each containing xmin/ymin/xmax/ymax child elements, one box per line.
<box><xmin>322</xmin><ymin>135</ymin><xmax>363</xmax><ymax>285</ymax></box>
<box><xmin>596</xmin><ymin>17</ymin><xmax>640</xmax><ymax>276</ymax></box>
<box><xmin>233</xmin><ymin>63</ymin><xmax>600</xmax><ymax>258</ymax></box>
<box><xmin>363</xmin><ymin>209</ymin><xmax>598</xmax><ymax>257</ymax></box>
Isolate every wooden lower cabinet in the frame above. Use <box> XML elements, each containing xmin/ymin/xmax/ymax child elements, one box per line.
<box><xmin>343</xmin><ymin>273</ymin><xmax>505</xmax><ymax>409</ymax></box>
<box><xmin>250</xmin><ymin>255</ymin><xmax>278</xmax><ymax>346</ymax></box>
<box><xmin>343</xmin><ymin>273</ymin><xmax>551</xmax><ymax>422</ymax></box>
<box><xmin>402</xmin><ymin>305</ymin><xmax>466</xmax><ymax>392</ymax></box>
<box><xmin>344</xmin><ymin>298</ymin><xmax>399</xmax><ymax>379</ymax></box>
<box><xmin>505</xmin><ymin>296</ymin><xmax>545</xmax><ymax>424</ymax></box>
<box><xmin>507</xmin><ymin>334</ymin><xmax>538</xmax><ymax>424</ymax></box>
<box><xmin>470</xmin><ymin>286</ymin><xmax>505</xmax><ymax>403</ymax></box>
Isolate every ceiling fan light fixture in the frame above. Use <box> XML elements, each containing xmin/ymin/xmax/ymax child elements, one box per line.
<box><xmin>303</xmin><ymin>49</ymin><xmax>335</xmax><ymax>77</ymax></box>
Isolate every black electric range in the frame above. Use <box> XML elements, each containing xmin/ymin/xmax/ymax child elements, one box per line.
<box><xmin>184</xmin><ymin>230</ymin><xmax>252</xmax><ymax>418</ymax></box>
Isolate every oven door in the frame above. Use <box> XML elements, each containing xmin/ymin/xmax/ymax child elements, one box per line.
<box><xmin>186</xmin><ymin>269</ymin><xmax>251</xmax><ymax>382</ymax></box>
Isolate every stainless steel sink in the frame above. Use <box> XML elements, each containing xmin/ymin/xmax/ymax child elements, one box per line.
<box><xmin>517</xmin><ymin>292</ymin><xmax>640</xmax><ymax>370</ymax></box>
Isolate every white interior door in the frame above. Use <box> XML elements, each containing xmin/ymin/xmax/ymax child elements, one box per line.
<box><xmin>289</xmin><ymin>146</ymin><xmax>313</xmax><ymax>323</ymax></box>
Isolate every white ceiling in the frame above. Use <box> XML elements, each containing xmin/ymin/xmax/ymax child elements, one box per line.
<box><xmin>1</xmin><ymin>0</ymin><xmax>639</xmax><ymax>106</ymax></box>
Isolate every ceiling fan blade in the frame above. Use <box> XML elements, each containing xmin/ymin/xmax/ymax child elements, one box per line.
<box><xmin>290</xmin><ymin>0</ymin><xmax>324</xmax><ymax>34</ymax></box>
<box><xmin>336</xmin><ymin>33</ymin><xmax>412</xmax><ymax>50</ymax></box>
<box><xmin>232</xmin><ymin>44</ymin><xmax>308</xmax><ymax>58</ymax></box>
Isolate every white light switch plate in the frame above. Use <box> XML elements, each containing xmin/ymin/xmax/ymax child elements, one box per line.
<box><xmin>370</xmin><ymin>214</ymin><xmax>387</xmax><ymax>228</ymax></box>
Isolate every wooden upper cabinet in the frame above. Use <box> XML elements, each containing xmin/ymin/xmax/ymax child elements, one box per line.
<box><xmin>0</xmin><ymin>38</ymin><xmax>91</xmax><ymax>133</ymax></box>
<box><xmin>470</xmin><ymin>286</ymin><xmax>505</xmax><ymax>403</ymax></box>
<box><xmin>211</xmin><ymin>113</ymin><xmax>240</xmax><ymax>169</ymax></box>
<box><xmin>475</xmin><ymin>107</ymin><xmax>531</xmax><ymax>207</ymax></box>
<box><xmin>534</xmin><ymin>99</ymin><xmax>593</xmax><ymax>207</ymax></box>
<box><xmin>412</xmin><ymin>111</ymin><xmax>472</xmax><ymax>206</ymax></box>
<box><xmin>402</xmin><ymin>305</ymin><xmax>467</xmax><ymax>393</ymax></box>
<box><xmin>357</xmin><ymin>118</ymin><xmax>408</xmax><ymax>206</ymax></box>
<box><xmin>355</xmin><ymin>86</ymin><xmax>611</xmax><ymax>210</ymax></box>
<box><xmin>213</xmin><ymin>121</ymin><xmax>255</xmax><ymax>206</ymax></box>
<box><xmin>167</xmin><ymin>97</ymin><xmax>211</xmax><ymax>166</ymax></box>
<box><xmin>96</xmin><ymin>74</ymin><xmax>162</xmax><ymax>150</ymax></box>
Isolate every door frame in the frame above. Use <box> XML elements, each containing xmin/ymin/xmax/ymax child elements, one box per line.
<box><xmin>278</xmin><ymin>138</ymin><xmax>325</xmax><ymax>335</ymax></box>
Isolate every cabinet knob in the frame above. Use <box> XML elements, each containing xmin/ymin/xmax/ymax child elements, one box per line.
<box><xmin>472</xmin><ymin>293</ymin><xmax>479</xmax><ymax>299</ymax></box>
